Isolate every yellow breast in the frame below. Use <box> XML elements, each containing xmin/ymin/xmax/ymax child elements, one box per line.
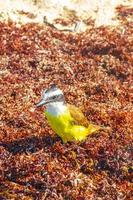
<box><xmin>45</xmin><ymin>109</ymin><xmax>89</xmax><ymax>143</ymax></box>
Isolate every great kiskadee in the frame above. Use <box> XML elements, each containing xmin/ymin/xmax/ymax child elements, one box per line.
<box><xmin>36</xmin><ymin>85</ymin><xmax>101</xmax><ymax>143</ymax></box>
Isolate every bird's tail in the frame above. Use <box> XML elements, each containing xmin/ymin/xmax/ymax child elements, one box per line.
<box><xmin>87</xmin><ymin>124</ymin><xmax>101</xmax><ymax>135</ymax></box>
<box><xmin>87</xmin><ymin>123</ymin><xmax>110</xmax><ymax>136</ymax></box>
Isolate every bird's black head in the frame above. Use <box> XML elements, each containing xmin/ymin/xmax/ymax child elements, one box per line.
<box><xmin>36</xmin><ymin>85</ymin><xmax>65</xmax><ymax>107</ymax></box>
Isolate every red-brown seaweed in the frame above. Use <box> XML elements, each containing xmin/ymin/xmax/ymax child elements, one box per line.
<box><xmin>0</xmin><ymin>6</ymin><xmax>132</xmax><ymax>200</ymax></box>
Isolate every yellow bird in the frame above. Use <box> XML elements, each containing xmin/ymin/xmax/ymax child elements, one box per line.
<box><xmin>36</xmin><ymin>85</ymin><xmax>101</xmax><ymax>143</ymax></box>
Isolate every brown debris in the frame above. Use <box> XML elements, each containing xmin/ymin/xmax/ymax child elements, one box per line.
<box><xmin>0</xmin><ymin>6</ymin><xmax>132</xmax><ymax>200</ymax></box>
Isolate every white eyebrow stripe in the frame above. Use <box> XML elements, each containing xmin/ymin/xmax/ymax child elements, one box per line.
<box><xmin>46</xmin><ymin>89</ymin><xmax>63</xmax><ymax>98</ymax></box>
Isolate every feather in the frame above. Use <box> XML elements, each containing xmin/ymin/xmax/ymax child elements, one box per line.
<box><xmin>67</xmin><ymin>104</ymin><xmax>89</xmax><ymax>127</ymax></box>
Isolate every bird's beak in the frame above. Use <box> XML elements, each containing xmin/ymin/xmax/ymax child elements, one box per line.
<box><xmin>36</xmin><ymin>98</ymin><xmax>48</xmax><ymax>107</ymax></box>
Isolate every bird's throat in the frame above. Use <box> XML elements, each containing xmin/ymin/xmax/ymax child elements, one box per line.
<box><xmin>46</xmin><ymin>102</ymin><xmax>68</xmax><ymax>116</ymax></box>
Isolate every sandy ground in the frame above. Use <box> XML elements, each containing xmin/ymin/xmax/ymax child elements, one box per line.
<box><xmin>0</xmin><ymin>0</ymin><xmax>132</xmax><ymax>31</ymax></box>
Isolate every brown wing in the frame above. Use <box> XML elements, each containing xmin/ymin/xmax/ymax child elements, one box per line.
<box><xmin>67</xmin><ymin>104</ymin><xmax>89</xmax><ymax>127</ymax></box>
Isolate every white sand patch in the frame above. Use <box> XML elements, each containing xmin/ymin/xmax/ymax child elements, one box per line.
<box><xmin>0</xmin><ymin>0</ymin><xmax>132</xmax><ymax>31</ymax></box>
